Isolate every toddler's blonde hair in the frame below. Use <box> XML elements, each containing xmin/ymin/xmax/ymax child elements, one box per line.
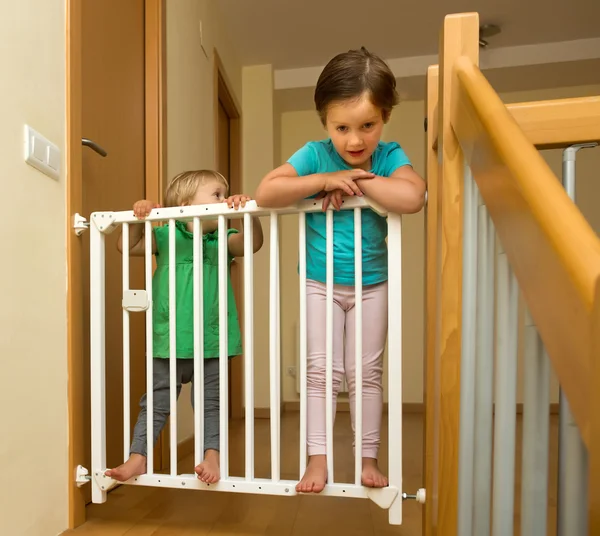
<box><xmin>164</xmin><ymin>169</ymin><xmax>229</xmax><ymax>207</ymax></box>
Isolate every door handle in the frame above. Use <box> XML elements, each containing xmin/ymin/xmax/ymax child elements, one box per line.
<box><xmin>82</xmin><ymin>138</ymin><xmax>107</xmax><ymax>157</ymax></box>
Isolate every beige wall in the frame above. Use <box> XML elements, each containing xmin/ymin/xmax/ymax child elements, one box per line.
<box><xmin>0</xmin><ymin>1</ymin><xmax>68</xmax><ymax>535</ymax></box>
<box><xmin>166</xmin><ymin>0</ymin><xmax>244</xmax><ymax>439</ymax></box>
<box><xmin>276</xmin><ymin>84</ymin><xmax>600</xmax><ymax>405</ymax></box>
<box><xmin>241</xmin><ymin>65</ymin><xmax>275</xmax><ymax>409</ymax></box>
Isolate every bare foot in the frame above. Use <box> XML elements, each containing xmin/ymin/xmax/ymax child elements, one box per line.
<box><xmin>105</xmin><ymin>453</ymin><xmax>147</xmax><ymax>482</ymax></box>
<box><xmin>296</xmin><ymin>455</ymin><xmax>327</xmax><ymax>493</ymax></box>
<box><xmin>361</xmin><ymin>457</ymin><xmax>388</xmax><ymax>488</ymax></box>
<box><xmin>194</xmin><ymin>449</ymin><xmax>220</xmax><ymax>484</ymax></box>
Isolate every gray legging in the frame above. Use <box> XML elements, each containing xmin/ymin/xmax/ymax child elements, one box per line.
<box><xmin>130</xmin><ymin>357</ymin><xmax>219</xmax><ymax>456</ymax></box>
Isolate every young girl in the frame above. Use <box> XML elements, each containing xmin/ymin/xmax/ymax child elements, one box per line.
<box><xmin>107</xmin><ymin>169</ymin><xmax>263</xmax><ymax>484</ymax></box>
<box><xmin>255</xmin><ymin>47</ymin><xmax>425</xmax><ymax>493</ymax></box>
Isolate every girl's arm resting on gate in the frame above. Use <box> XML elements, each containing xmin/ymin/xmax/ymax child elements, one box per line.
<box><xmin>227</xmin><ymin>217</ymin><xmax>264</xmax><ymax>257</ymax></box>
<box><xmin>356</xmin><ymin>165</ymin><xmax>426</xmax><ymax>214</ymax></box>
<box><xmin>254</xmin><ymin>164</ymin><xmax>325</xmax><ymax>208</ymax></box>
<box><xmin>117</xmin><ymin>222</ymin><xmax>158</xmax><ymax>256</ymax></box>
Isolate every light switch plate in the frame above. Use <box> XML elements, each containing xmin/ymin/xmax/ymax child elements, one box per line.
<box><xmin>24</xmin><ymin>125</ymin><xmax>60</xmax><ymax>181</ymax></box>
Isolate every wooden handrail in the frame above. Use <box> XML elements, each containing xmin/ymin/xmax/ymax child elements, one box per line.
<box><xmin>431</xmin><ymin>95</ymin><xmax>600</xmax><ymax>151</ymax></box>
<box><xmin>451</xmin><ymin>56</ymin><xmax>600</xmax><ymax>447</ymax></box>
<box><xmin>508</xmin><ymin>96</ymin><xmax>600</xmax><ymax>150</ymax></box>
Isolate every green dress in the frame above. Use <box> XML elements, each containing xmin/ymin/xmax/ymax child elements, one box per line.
<box><xmin>151</xmin><ymin>221</ymin><xmax>242</xmax><ymax>359</ymax></box>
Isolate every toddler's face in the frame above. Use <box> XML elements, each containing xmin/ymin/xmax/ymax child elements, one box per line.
<box><xmin>188</xmin><ymin>179</ymin><xmax>228</xmax><ymax>206</ymax></box>
<box><xmin>324</xmin><ymin>92</ymin><xmax>385</xmax><ymax>171</ymax></box>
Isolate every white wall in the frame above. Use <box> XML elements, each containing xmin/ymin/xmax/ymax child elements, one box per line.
<box><xmin>277</xmin><ymin>84</ymin><xmax>600</xmax><ymax>405</ymax></box>
<box><xmin>0</xmin><ymin>1</ymin><xmax>68</xmax><ymax>535</ymax></box>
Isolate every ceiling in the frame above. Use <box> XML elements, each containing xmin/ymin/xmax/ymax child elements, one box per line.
<box><xmin>275</xmin><ymin>58</ymin><xmax>600</xmax><ymax>111</ymax></box>
<box><xmin>216</xmin><ymin>0</ymin><xmax>600</xmax><ymax>70</ymax></box>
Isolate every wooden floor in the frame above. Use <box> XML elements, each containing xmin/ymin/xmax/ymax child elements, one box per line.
<box><xmin>65</xmin><ymin>412</ymin><xmax>559</xmax><ymax>535</ymax></box>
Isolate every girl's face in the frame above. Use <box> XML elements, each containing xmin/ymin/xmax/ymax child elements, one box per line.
<box><xmin>324</xmin><ymin>92</ymin><xmax>386</xmax><ymax>171</ymax></box>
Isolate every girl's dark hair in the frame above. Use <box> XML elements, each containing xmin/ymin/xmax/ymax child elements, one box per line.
<box><xmin>314</xmin><ymin>47</ymin><xmax>398</xmax><ymax>125</ymax></box>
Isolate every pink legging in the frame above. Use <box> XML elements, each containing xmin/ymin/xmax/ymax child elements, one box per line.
<box><xmin>306</xmin><ymin>279</ymin><xmax>388</xmax><ymax>459</ymax></box>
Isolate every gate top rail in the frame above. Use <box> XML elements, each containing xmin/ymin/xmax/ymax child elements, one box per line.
<box><xmin>90</xmin><ymin>197</ymin><xmax>389</xmax><ymax>233</ymax></box>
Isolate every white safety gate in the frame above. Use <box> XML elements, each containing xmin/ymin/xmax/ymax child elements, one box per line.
<box><xmin>80</xmin><ymin>196</ymin><xmax>425</xmax><ymax>525</ymax></box>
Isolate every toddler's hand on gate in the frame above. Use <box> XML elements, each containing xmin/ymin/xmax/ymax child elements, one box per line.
<box><xmin>133</xmin><ymin>199</ymin><xmax>161</xmax><ymax>219</ymax></box>
<box><xmin>316</xmin><ymin>189</ymin><xmax>344</xmax><ymax>211</ymax></box>
<box><xmin>226</xmin><ymin>194</ymin><xmax>252</xmax><ymax>210</ymax></box>
<box><xmin>323</xmin><ymin>169</ymin><xmax>375</xmax><ymax>197</ymax></box>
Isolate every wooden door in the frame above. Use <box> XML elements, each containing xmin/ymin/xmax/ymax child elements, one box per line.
<box><xmin>81</xmin><ymin>0</ymin><xmax>148</xmax><ymax>500</ymax></box>
<box><xmin>67</xmin><ymin>0</ymin><xmax>165</xmax><ymax>526</ymax></box>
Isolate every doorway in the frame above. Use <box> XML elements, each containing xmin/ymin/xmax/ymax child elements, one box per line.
<box><xmin>214</xmin><ymin>51</ymin><xmax>244</xmax><ymax>421</ymax></box>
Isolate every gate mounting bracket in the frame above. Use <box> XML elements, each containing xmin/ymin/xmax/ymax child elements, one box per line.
<box><xmin>75</xmin><ymin>465</ymin><xmax>90</xmax><ymax>487</ymax></box>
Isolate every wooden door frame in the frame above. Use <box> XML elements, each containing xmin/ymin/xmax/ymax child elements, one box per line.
<box><xmin>213</xmin><ymin>49</ymin><xmax>244</xmax><ymax>420</ymax></box>
<box><xmin>66</xmin><ymin>0</ymin><xmax>166</xmax><ymax>528</ymax></box>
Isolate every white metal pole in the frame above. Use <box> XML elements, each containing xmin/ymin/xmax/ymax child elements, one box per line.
<box><xmin>557</xmin><ymin>143</ymin><xmax>595</xmax><ymax>536</ymax></box>
<box><xmin>243</xmin><ymin>213</ymin><xmax>255</xmax><ymax>480</ymax></box>
<box><xmin>269</xmin><ymin>213</ymin><xmax>281</xmax><ymax>482</ymax></box>
<box><xmin>492</xmin><ymin>247</ymin><xmax>519</xmax><ymax>536</ymax></box>
<box><xmin>299</xmin><ymin>212</ymin><xmax>308</xmax><ymax>478</ymax></box>
<box><xmin>122</xmin><ymin>223</ymin><xmax>131</xmax><ymax>463</ymax></box>
<box><xmin>90</xmin><ymin>222</ymin><xmax>107</xmax><ymax>503</ymax></box>
<box><xmin>325</xmin><ymin>209</ymin><xmax>334</xmax><ymax>484</ymax></box>
<box><xmin>218</xmin><ymin>215</ymin><xmax>229</xmax><ymax>479</ymax></box>
<box><xmin>145</xmin><ymin>220</ymin><xmax>154</xmax><ymax>474</ymax></box>
<box><xmin>193</xmin><ymin>217</ymin><xmax>204</xmax><ymax>466</ymax></box>
<box><xmin>387</xmin><ymin>212</ymin><xmax>403</xmax><ymax>525</ymax></box>
<box><xmin>354</xmin><ymin>208</ymin><xmax>363</xmax><ymax>486</ymax></box>
<box><xmin>473</xmin><ymin>199</ymin><xmax>495</xmax><ymax>535</ymax></box>
<box><xmin>521</xmin><ymin>308</ymin><xmax>550</xmax><ymax>536</ymax></box>
<box><xmin>168</xmin><ymin>219</ymin><xmax>178</xmax><ymax>476</ymax></box>
<box><xmin>458</xmin><ymin>166</ymin><xmax>478</xmax><ymax>536</ymax></box>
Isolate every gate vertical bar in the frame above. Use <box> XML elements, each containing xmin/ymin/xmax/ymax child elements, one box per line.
<box><xmin>557</xmin><ymin>144</ymin><xmax>595</xmax><ymax>536</ymax></box>
<box><xmin>473</xmin><ymin>198</ymin><xmax>495</xmax><ymax>535</ymax></box>
<box><xmin>90</xmin><ymin>220</ymin><xmax>107</xmax><ymax>503</ymax></box>
<box><xmin>457</xmin><ymin>165</ymin><xmax>478</xmax><ymax>536</ymax></box>
<box><xmin>269</xmin><ymin>213</ymin><xmax>281</xmax><ymax>482</ymax></box>
<box><xmin>145</xmin><ymin>220</ymin><xmax>154</xmax><ymax>473</ymax></box>
<box><xmin>299</xmin><ymin>212</ymin><xmax>308</xmax><ymax>477</ymax></box>
<box><xmin>325</xmin><ymin>209</ymin><xmax>334</xmax><ymax>483</ymax></box>
<box><xmin>387</xmin><ymin>212</ymin><xmax>403</xmax><ymax>524</ymax></box>
<box><xmin>521</xmin><ymin>308</ymin><xmax>550</xmax><ymax>536</ymax></box>
<box><xmin>122</xmin><ymin>223</ymin><xmax>131</xmax><ymax>463</ymax></box>
<box><xmin>193</xmin><ymin>217</ymin><xmax>204</xmax><ymax>466</ymax></box>
<box><xmin>354</xmin><ymin>208</ymin><xmax>363</xmax><ymax>486</ymax></box>
<box><xmin>244</xmin><ymin>213</ymin><xmax>255</xmax><ymax>480</ymax></box>
<box><xmin>218</xmin><ymin>215</ymin><xmax>229</xmax><ymax>478</ymax></box>
<box><xmin>492</xmin><ymin>246</ymin><xmax>519</xmax><ymax>536</ymax></box>
<box><xmin>168</xmin><ymin>219</ymin><xmax>178</xmax><ymax>475</ymax></box>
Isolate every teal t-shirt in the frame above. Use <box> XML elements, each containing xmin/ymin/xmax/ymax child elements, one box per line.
<box><xmin>287</xmin><ymin>139</ymin><xmax>411</xmax><ymax>285</ymax></box>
